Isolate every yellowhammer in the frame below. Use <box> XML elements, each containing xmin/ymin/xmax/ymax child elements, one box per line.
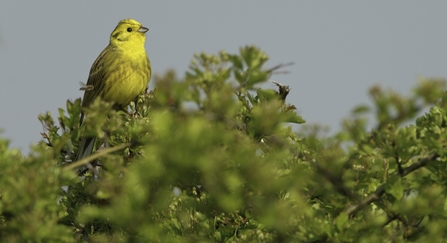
<box><xmin>75</xmin><ymin>19</ymin><xmax>151</xmax><ymax>163</ymax></box>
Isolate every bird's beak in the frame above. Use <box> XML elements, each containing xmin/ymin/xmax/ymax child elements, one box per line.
<box><xmin>138</xmin><ymin>26</ymin><xmax>149</xmax><ymax>33</ymax></box>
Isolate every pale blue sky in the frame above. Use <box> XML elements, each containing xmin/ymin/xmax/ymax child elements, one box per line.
<box><xmin>1</xmin><ymin>1</ymin><xmax>446</xmax><ymax>153</ymax></box>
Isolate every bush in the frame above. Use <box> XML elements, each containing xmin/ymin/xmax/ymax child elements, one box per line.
<box><xmin>1</xmin><ymin>46</ymin><xmax>447</xmax><ymax>242</ymax></box>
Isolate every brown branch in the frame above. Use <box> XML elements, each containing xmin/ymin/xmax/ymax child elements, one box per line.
<box><xmin>312</xmin><ymin>161</ymin><xmax>355</xmax><ymax>200</ymax></box>
<box><xmin>401</xmin><ymin>153</ymin><xmax>438</xmax><ymax>176</ymax></box>
<box><xmin>343</xmin><ymin>153</ymin><xmax>439</xmax><ymax>216</ymax></box>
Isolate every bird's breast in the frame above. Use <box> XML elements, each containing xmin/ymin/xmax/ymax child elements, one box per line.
<box><xmin>101</xmin><ymin>50</ymin><xmax>150</xmax><ymax>107</ymax></box>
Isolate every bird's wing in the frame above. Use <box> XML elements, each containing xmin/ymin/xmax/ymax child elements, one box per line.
<box><xmin>81</xmin><ymin>46</ymin><xmax>112</xmax><ymax>109</ymax></box>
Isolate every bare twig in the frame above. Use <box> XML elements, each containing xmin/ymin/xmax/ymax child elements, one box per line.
<box><xmin>63</xmin><ymin>142</ymin><xmax>132</xmax><ymax>172</ymax></box>
<box><xmin>267</xmin><ymin>62</ymin><xmax>295</xmax><ymax>73</ymax></box>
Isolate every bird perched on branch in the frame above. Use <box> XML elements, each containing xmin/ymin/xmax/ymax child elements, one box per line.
<box><xmin>75</xmin><ymin>19</ymin><xmax>151</xmax><ymax>167</ymax></box>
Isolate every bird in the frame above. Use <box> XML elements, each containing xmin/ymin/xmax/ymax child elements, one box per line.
<box><xmin>75</xmin><ymin>19</ymin><xmax>151</xmax><ymax>167</ymax></box>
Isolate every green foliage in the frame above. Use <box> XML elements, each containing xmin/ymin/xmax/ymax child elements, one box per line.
<box><xmin>0</xmin><ymin>138</ymin><xmax>75</xmax><ymax>242</ymax></box>
<box><xmin>1</xmin><ymin>46</ymin><xmax>447</xmax><ymax>242</ymax></box>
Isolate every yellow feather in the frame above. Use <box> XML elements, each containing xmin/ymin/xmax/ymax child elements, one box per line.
<box><xmin>76</xmin><ymin>19</ymin><xmax>151</xmax><ymax>164</ymax></box>
<box><xmin>82</xmin><ymin>18</ymin><xmax>151</xmax><ymax>110</ymax></box>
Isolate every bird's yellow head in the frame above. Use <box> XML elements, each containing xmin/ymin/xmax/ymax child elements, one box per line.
<box><xmin>109</xmin><ymin>19</ymin><xmax>148</xmax><ymax>47</ymax></box>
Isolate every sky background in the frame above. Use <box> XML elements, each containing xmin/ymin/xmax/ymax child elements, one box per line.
<box><xmin>1</xmin><ymin>1</ymin><xmax>446</xmax><ymax>154</ymax></box>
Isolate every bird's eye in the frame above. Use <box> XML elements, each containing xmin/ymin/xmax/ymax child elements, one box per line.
<box><xmin>127</xmin><ymin>28</ymin><xmax>132</xmax><ymax>32</ymax></box>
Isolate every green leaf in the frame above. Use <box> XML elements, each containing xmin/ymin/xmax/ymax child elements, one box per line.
<box><xmin>335</xmin><ymin>212</ymin><xmax>348</xmax><ymax>231</ymax></box>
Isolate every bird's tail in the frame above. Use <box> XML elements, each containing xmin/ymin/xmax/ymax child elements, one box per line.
<box><xmin>75</xmin><ymin>136</ymin><xmax>97</xmax><ymax>175</ymax></box>
<box><xmin>76</xmin><ymin>136</ymin><xmax>96</xmax><ymax>161</ymax></box>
